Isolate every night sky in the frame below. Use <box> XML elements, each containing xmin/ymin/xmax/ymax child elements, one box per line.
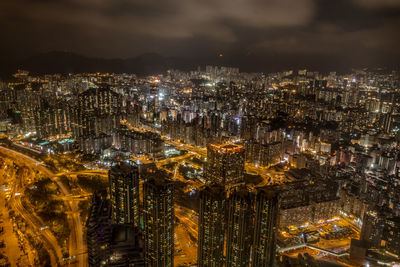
<box><xmin>1</xmin><ymin>0</ymin><xmax>400</xmax><ymax>71</ymax></box>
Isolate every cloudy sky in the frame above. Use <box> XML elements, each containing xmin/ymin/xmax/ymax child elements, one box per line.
<box><xmin>1</xmin><ymin>0</ymin><xmax>399</xmax><ymax>71</ymax></box>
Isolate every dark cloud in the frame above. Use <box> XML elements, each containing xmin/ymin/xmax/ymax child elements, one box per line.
<box><xmin>0</xmin><ymin>0</ymin><xmax>399</xmax><ymax>71</ymax></box>
<box><xmin>0</xmin><ymin>0</ymin><xmax>313</xmax><ymax>41</ymax></box>
<box><xmin>353</xmin><ymin>0</ymin><xmax>400</xmax><ymax>8</ymax></box>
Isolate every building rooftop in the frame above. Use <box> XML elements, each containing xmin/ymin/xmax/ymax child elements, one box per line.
<box><xmin>110</xmin><ymin>161</ymin><xmax>138</xmax><ymax>174</ymax></box>
<box><xmin>201</xmin><ymin>184</ymin><xmax>226</xmax><ymax>197</ymax></box>
<box><xmin>143</xmin><ymin>168</ymin><xmax>174</xmax><ymax>188</ymax></box>
<box><xmin>208</xmin><ymin>143</ymin><xmax>244</xmax><ymax>153</ymax></box>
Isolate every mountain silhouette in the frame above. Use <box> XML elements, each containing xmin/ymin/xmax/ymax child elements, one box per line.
<box><xmin>0</xmin><ymin>51</ymin><xmax>200</xmax><ymax>79</ymax></box>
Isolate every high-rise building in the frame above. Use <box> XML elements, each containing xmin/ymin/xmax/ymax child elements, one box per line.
<box><xmin>72</xmin><ymin>86</ymin><xmax>122</xmax><ymax>152</ymax></box>
<box><xmin>360</xmin><ymin>210</ymin><xmax>386</xmax><ymax>247</ymax></box>
<box><xmin>226</xmin><ymin>185</ymin><xmax>253</xmax><ymax>267</ymax></box>
<box><xmin>382</xmin><ymin>217</ymin><xmax>400</xmax><ymax>257</ymax></box>
<box><xmin>106</xmin><ymin>225</ymin><xmax>145</xmax><ymax>267</ymax></box>
<box><xmin>197</xmin><ymin>185</ymin><xmax>226</xmax><ymax>267</ymax></box>
<box><xmin>143</xmin><ymin>170</ymin><xmax>174</xmax><ymax>267</ymax></box>
<box><xmin>113</xmin><ymin>127</ymin><xmax>164</xmax><ymax>158</ymax></box>
<box><xmin>361</xmin><ymin>209</ymin><xmax>400</xmax><ymax>256</ymax></box>
<box><xmin>205</xmin><ymin>143</ymin><xmax>245</xmax><ymax>187</ymax></box>
<box><xmin>86</xmin><ymin>192</ymin><xmax>144</xmax><ymax>267</ymax></box>
<box><xmin>382</xmin><ymin>113</ymin><xmax>393</xmax><ymax>133</ymax></box>
<box><xmin>86</xmin><ymin>192</ymin><xmax>112</xmax><ymax>267</ymax></box>
<box><xmin>252</xmin><ymin>188</ymin><xmax>280</xmax><ymax>267</ymax></box>
<box><xmin>109</xmin><ymin>162</ymin><xmax>140</xmax><ymax>227</ymax></box>
<box><xmin>74</xmin><ymin>86</ymin><xmax>121</xmax><ymax>135</ymax></box>
<box><xmin>33</xmin><ymin>98</ymin><xmax>71</xmax><ymax>138</ymax></box>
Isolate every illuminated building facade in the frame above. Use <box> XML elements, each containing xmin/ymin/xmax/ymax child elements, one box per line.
<box><xmin>72</xmin><ymin>86</ymin><xmax>122</xmax><ymax>136</ymax></box>
<box><xmin>113</xmin><ymin>128</ymin><xmax>164</xmax><ymax>158</ymax></box>
<box><xmin>86</xmin><ymin>192</ymin><xmax>144</xmax><ymax>267</ymax></box>
<box><xmin>86</xmin><ymin>192</ymin><xmax>112</xmax><ymax>267</ymax></box>
<box><xmin>72</xmin><ymin>86</ymin><xmax>122</xmax><ymax>152</ymax></box>
<box><xmin>225</xmin><ymin>186</ymin><xmax>253</xmax><ymax>267</ymax></box>
<box><xmin>360</xmin><ymin>210</ymin><xmax>386</xmax><ymax>247</ymax></box>
<box><xmin>109</xmin><ymin>162</ymin><xmax>140</xmax><ymax>227</ymax></box>
<box><xmin>197</xmin><ymin>185</ymin><xmax>226</xmax><ymax>267</ymax></box>
<box><xmin>361</xmin><ymin>210</ymin><xmax>400</xmax><ymax>257</ymax></box>
<box><xmin>143</xmin><ymin>172</ymin><xmax>174</xmax><ymax>267</ymax></box>
<box><xmin>33</xmin><ymin>98</ymin><xmax>71</xmax><ymax>138</ymax></box>
<box><xmin>205</xmin><ymin>143</ymin><xmax>245</xmax><ymax>187</ymax></box>
<box><xmin>279</xmin><ymin>169</ymin><xmax>340</xmax><ymax>227</ymax></box>
<box><xmin>252</xmin><ymin>188</ymin><xmax>280</xmax><ymax>267</ymax></box>
<box><xmin>383</xmin><ymin>217</ymin><xmax>400</xmax><ymax>256</ymax></box>
<box><xmin>244</xmin><ymin>141</ymin><xmax>282</xmax><ymax>167</ymax></box>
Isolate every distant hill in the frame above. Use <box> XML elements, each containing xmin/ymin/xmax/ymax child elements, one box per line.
<box><xmin>1</xmin><ymin>51</ymin><xmax>397</xmax><ymax>80</ymax></box>
<box><xmin>0</xmin><ymin>51</ymin><xmax>199</xmax><ymax>79</ymax></box>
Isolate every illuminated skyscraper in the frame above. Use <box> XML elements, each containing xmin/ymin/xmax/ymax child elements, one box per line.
<box><xmin>360</xmin><ymin>210</ymin><xmax>386</xmax><ymax>247</ymax></box>
<box><xmin>72</xmin><ymin>86</ymin><xmax>122</xmax><ymax>152</ymax></box>
<box><xmin>109</xmin><ymin>162</ymin><xmax>140</xmax><ymax>227</ymax></box>
<box><xmin>34</xmin><ymin>98</ymin><xmax>71</xmax><ymax>138</ymax></box>
<box><xmin>86</xmin><ymin>192</ymin><xmax>145</xmax><ymax>267</ymax></box>
<box><xmin>72</xmin><ymin>86</ymin><xmax>122</xmax><ymax>137</ymax></box>
<box><xmin>226</xmin><ymin>186</ymin><xmax>254</xmax><ymax>267</ymax></box>
<box><xmin>252</xmin><ymin>188</ymin><xmax>280</xmax><ymax>267</ymax></box>
<box><xmin>143</xmin><ymin>171</ymin><xmax>174</xmax><ymax>267</ymax></box>
<box><xmin>197</xmin><ymin>185</ymin><xmax>226</xmax><ymax>267</ymax></box>
<box><xmin>383</xmin><ymin>217</ymin><xmax>400</xmax><ymax>257</ymax></box>
<box><xmin>205</xmin><ymin>143</ymin><xmax>245</xmax><ymax>187</ymax></box>
<box><xmin>86</xmin><ymin>191</ymin><xmax>111</xmax><ymax>267</ymax></box>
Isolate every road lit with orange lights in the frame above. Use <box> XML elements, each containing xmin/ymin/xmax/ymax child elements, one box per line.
<box><xmin>0</xmin><ymin>145</ymin><xmax>87</xmax><ymax>267</ymax></box>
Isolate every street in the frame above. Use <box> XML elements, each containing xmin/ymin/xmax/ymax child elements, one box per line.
<box><xmin>0</xmin><ymin>145</ymin><xmax>87</xmax><ymax>267</ymax></box>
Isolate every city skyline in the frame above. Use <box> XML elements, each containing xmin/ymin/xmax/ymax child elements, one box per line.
<box><xmin>0</xmin><ymin>66</ymin><xmax>399</xmax><ymax>266</ymax></box>
<box><xmin>1</xmin><ymin>0</ymin><xmax>400</xmax><ymax>266</ymax></box>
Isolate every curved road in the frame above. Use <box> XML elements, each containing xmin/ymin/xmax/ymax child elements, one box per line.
<box><xmin>0</xmin><ymin>145</ymin><xmax>87</xmax><ymax>267</ymax></box>
<box><xmin>2</xmin><ymin>151</ymin><xmax>62</xmax><ymax>266</ymax></box>
<box><xmin>12</xmin><ymin>195</ymin><xmax>61</xmax><ymax>266</ymax></box>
